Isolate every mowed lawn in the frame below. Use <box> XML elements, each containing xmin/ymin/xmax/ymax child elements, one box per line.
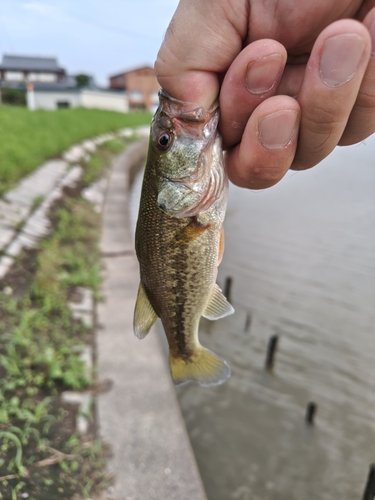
<box><xmin>0</xmin><ymin>106</ymin><xmax>152</xmax><ymax>194</ymax></box>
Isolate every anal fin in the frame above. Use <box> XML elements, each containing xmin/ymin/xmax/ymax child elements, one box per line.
<box><xmin>202</xmin><ymin>283</ymin><xmax>234</xmax><ymax>320</ymax></box>
<box><xmin>133</xmin><ymin>282</ymin><xmax>157</xmax><ymax>339</ymax></box>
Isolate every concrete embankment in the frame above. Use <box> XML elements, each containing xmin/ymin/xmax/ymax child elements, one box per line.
<box><xmin>97</xmin><ymin>141</ymin><xmax>208</xmax><ymax>500</ymax></box>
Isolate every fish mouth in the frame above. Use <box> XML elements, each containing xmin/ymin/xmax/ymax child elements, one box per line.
<box><xmin>157</xmin><ymin>89</ymin><xmax>219</xmax><ymax>141</ymax></box>
<box><xmin>158</xmin><ymin>89</ymin><xmax>218</xmax><ymax>123</ymax></box>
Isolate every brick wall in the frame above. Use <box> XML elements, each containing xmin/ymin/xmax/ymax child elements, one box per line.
<box><xmin>109</xmin><ymin>66</ymin><xmax>160</xmax><ymax>111</ymax></box>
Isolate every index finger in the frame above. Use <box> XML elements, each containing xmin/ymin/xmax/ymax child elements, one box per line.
<box><xmin>219</xmin><ymin>40</ymin><xmax>287</xmax><ymax>148</ymax></box>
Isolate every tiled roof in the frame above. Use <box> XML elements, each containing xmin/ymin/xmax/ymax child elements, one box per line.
<box><xmin>108</xmin><ymin>65</ymin><xmax>154</xmax><ymax>79</ymax></box>
<box><xmin>0</xmin><ymin>54</ymin><xmax>65</xmax><ymax>72</ymax></box>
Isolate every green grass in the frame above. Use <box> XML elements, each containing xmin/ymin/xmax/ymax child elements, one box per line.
<box><xmin>0</xmin><ymin>106</ymin><xmax>151</xmax><ymax>194</ymax></box>
<box><xmin>82</xmin><ymin>137</ymin><xmax>129</xmax><ymax>186</ymax></box>
<box><xmin>0</xmin><ymin>198</ymin><xmax>106</xmax><ymax>498</ymax></box>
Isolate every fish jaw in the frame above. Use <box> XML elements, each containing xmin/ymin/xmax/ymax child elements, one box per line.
<box><xmin>157</xmin><ymin>180</ymin><xmax>201</xmax><ymax>218</ymax></box>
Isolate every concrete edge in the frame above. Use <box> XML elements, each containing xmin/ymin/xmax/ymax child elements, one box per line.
<box><xmin>96</xmin><ymin>141</ymin><xmax>208</xmax><ymax>500</ymax></box>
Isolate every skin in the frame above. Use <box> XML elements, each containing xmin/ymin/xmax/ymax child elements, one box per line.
<box><xmin>155</xmin><ymin>0</ymin><xmax>375</xmax><ymax>189</ymax></box>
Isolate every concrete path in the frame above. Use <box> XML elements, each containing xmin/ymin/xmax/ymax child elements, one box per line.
<box><xmin>97</xmin><ymin>142</ymin><xmax>208</xmax><ymax>500</ymax></box>
<box><xmin>0</xmin><ymin>128</ymin><xmax>123</xmax><ymax>278</ymax></box>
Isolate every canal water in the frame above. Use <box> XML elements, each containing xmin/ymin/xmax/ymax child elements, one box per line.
<box><xmin>130</xmin><ymin>134</ymin><xmax>375</xmax><ymax>500</ymax></box>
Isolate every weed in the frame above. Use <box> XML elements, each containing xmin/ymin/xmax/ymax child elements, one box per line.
<box><xmin>31</xmin><ymin>195</ymin><xmax>44</xmax><ymax>212</ymax></box>
<box><xmin>103</xmin><ymin>137</ymin><xmax>128</xmax><ymax>154</ymax></box>
<box><xmin>83</xmin><ymin>137</ymin><xmax>130</xmax><ymax>186</ymax></box>
<box><xmin>0</xmin><ymin>144</ymin><xmax>116</xmax><ymax>496</ymax></box>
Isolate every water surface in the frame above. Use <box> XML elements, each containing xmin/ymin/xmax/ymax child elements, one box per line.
<box><xmin>131</xmin><ymin>135</ymin><xmax>375</xmax><ymax>500</ymax></box>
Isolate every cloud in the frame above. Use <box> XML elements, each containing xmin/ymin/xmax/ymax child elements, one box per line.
<box><xmin>0</xmin><ymin>0</ymin><xmax>179</xmax><ymax>84</ymax></box>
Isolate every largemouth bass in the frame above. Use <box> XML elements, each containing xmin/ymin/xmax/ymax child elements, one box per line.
<box><xmin>134</xmin><ymin>90</ymin><xmax>234</xmax><ymax>386</ymax></box>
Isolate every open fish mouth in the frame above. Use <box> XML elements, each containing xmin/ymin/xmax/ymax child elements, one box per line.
<box><xmin>157</xmin><ymin>89</ymin><xmax>219</xmax><ymax>132</ymax></box>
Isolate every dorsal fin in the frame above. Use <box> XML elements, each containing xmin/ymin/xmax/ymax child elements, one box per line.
<box><xmin>202</xmin><ymin>284</ymin><xmax>234</xmax><ymax>320</ymax></box>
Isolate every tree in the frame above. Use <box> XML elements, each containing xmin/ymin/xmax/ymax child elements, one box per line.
<box><xmin>75</xmin><ymin>74</ymin><xmax>90</xmax><ymax>87</ymax></box>
<box><xmin>1</xmin><ymin>87</ymin><xmax>26</xmax><ymax>106</ymax></box>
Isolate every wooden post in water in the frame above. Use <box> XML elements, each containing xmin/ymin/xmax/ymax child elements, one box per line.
<box><xmin>362</xmin><ymin>463</ymin><xmax>375</xmax><ymax>500</ymax></box>
<box><xmin>265</xmin><ymin>334</ymin><xmax>279</xmax><ymax>371</ymax></box>
<box><xmin>244</xmin><ymin>313</ymin><xmax>252</xmax><ymax>333</ymax></box>
<box><xmin>305</xmin><ymin>402</ymin><xmax>317</xmax><ymax>425</ymax></box>
<box><xmin>224</xmin><ymin>277</ymin><xmax>233</xmax><ymax>303</ymax></box>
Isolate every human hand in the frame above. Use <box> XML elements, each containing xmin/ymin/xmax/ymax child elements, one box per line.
<box><xmin>155</xmin><ymin>0</ymin><xmax>375</xmax><ymax>189</ymax></box>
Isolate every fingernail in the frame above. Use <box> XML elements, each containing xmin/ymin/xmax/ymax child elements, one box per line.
<box><xmin>246</xmin><ymin>54</ymin><xmax>283</xmax><ymax>94</ymax></box>
<box><xmin>257</xmin><ymin>110</ymin><xmax>298</xmax><ymax>149</ymax></box>
<box><xmin>320</xmin><ymin>34</ymin><xmax>366</xmax><ymax>87</ymax></box>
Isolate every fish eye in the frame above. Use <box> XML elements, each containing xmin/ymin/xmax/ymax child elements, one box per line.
<box><xmin>156</xmin><ymin>131</ymin><xmax>172</xmax><ymax>151</ymax></box>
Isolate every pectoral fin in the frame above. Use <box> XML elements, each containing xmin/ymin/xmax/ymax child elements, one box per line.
<box><xmin>133</xmin><ymin>282</ymin><xmax>157</xmax><ymax>339</ymax></box>
<box><xmin>202</xmin><ymin>284</ymin><xmax>234</xmax><ymax>320</ymax></box>
<box><xmin>217</xmin><ymin>226</ymin><xmax>225</xmax><ymax>265</ymax></box>
<box><xmin>170</xmin><ymin>218</ymin><xmax>208</xmax><ymax>248</ymax></box>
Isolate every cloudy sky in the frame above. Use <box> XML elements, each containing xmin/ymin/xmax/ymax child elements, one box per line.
<box><xmin>0</xmin><ymin>0</ymin><xmax>179</xmax><ymax>85</ymax></box>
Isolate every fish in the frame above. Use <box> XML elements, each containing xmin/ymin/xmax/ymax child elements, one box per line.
<box><xmin>133</xmin><ymin>89</ymin><xmax>234</xmax><ymax>386</ymax></box>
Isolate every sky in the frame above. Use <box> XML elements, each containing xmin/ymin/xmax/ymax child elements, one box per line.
<box><xmin>0</xmin><ymin>0</ymin><xmax>179</xmax><ymax>86</ymax></box>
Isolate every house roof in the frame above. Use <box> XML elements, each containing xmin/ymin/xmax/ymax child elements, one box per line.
<box><xmin>108</xmin><ymin>65</ymin><xmax>155</xmax><ymax>79</ymax></box>
<box><xmin>0</xmin><ymin>54</ymin><xmax>65</xmax><ymax>73</ymax></box>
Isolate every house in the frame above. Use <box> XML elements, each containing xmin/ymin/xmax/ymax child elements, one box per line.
<box><xmin>0</xmin><ymin>54</ymin><xmax>66</xmax><ymax>84</ymax></box>
<box><xmin>0</xmin><ymin>53</ymin><xmax>130</xmax><ymax>113</ymax></box>
<box><xmin>109</xmin><ymin>65</ymin><xmax>160</xmax><ymax>112</ymax></box>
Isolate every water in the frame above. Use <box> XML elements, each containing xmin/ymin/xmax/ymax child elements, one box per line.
<box><xmin>130</xmin><ymin>135</ymin><xmax>375</xmax><ymax>500</ymax></box>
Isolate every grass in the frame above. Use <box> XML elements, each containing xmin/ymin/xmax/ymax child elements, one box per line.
<box><xmin>0</xmin><ymin>138</ymin><xmax>130</xmax><ymax>499</ymax></box>
<box><xmin>0</xmin><ymin>106</ymin><xmax>151</xmax><ymax>194</ymax></box>
<box><xmin>83</xmin><ymin>137</ymin><xmax>128</xmax><ymax>186</ymax></box>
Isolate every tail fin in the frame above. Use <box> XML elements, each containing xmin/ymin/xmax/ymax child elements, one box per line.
<box><xmin>170</xmin><ymin>346</ymin><xmax>231</xmax><ymax>387</ymax></box>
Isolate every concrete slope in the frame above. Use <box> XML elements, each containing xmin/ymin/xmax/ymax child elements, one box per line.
<box><xmin>97</xmin><ymin>141</ymin><xmax>208</xmax><ymax>500</ymax></box>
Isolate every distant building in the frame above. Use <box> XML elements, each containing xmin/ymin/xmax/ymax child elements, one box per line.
<box><xmin>0</xmin><ymin>53</ymin><xmax>129</xmax><ymax>113</ymax></box>
<box><xmin>0</xmin><ymin>54</ymin><xmax>66</xmax><ymax>84</ymax></box>
<box><xmin>109</xmin><ymin>65</ymin><xmax>159</xmax><ymax>112</ymax></box>
<box><xmin>26</xmin><ymin>85</ymin><xmax>129</xmax><ymax>113</ymax></box>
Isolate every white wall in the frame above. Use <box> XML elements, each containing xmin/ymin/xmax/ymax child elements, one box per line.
<box><xmin>32</xmin><ymin>90</ymin><xmax>81</xmax><ymax>110</ymax></box>
<box><xmin>28</xmin><ymin>72</ymin><xmax>57</xmax><ymax>82</ymax></box>
<box><xmin>28</xmin><ymin>88</ymin><xmax>129</xmax><ymax>112</ymax></box>
<box><xmin>4</xmin><ymin>71</ymin><xmax>23</xmax><ymax>81</ymax></box>
<box><xmin>81</xmin><ymin>89</ymin><xmax>129</xmax><ymax>112</ymax></box>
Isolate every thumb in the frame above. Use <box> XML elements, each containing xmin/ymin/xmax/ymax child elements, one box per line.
<box><xmin>154</xmin><ymin>0</ymin><xmax>246</xmax><ymax>108</ymax></box>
